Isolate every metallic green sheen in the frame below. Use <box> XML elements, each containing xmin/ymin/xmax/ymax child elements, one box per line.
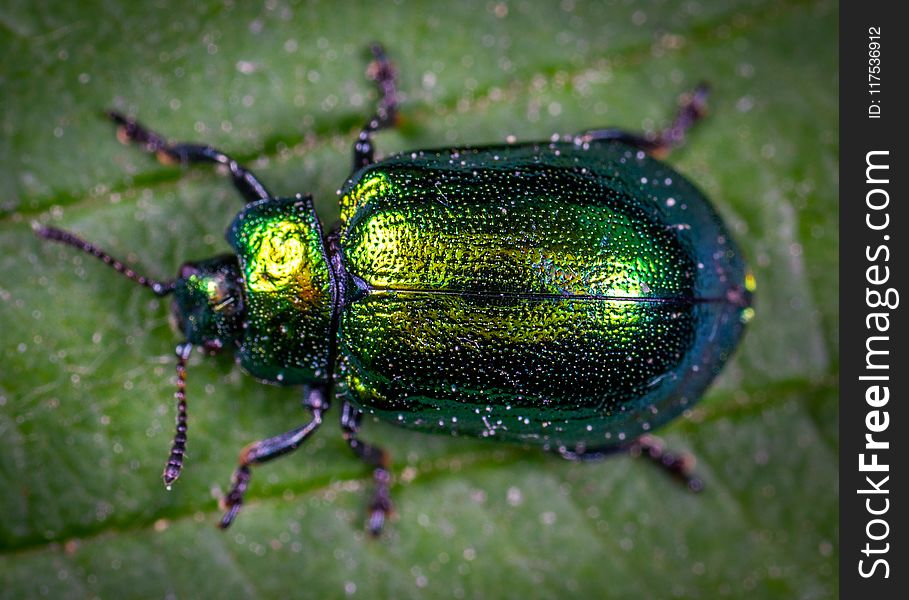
<box><xmin>334</xmin><ymin>141</ymin><xmax>750</xmax><ymax>450</ymax></box>
<box><xmin>227</xmin><ymin>196</ymin><xmax>334</xmax><ymax>385</ymax></box>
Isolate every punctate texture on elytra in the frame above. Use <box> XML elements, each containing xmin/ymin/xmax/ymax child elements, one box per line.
<box><xmin>312</xmin><ymin>141</ymin><xmax>750</xmax><ymax>451</ymax></box>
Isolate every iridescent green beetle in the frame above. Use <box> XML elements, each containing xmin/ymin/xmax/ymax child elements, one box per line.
<box><xmin>37</xmin><ymin>45</ymin><xmax>753</xmax><ymax>535</ymax></box>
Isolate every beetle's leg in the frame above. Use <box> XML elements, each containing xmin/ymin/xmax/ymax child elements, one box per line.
<box><xmin>557</xmin><ymin>434</ymin><xmax>703</xmax><ymax>492</ymax></box>
<box><xmin>340</xmin><ymin>401</ymin><xmax>393</xmax><ymax>536</ymax></box>
<box><xmin>575</xmin><ymin>83</ymin><xmax>709</xmax><ymax>158</ymax></box>
<box><xmin>352</xmin><ymin>43</ymin><xmax>399</xmax><ymax>169</ymax></box>
<box><xmin>106</xmin><ymin>112</ymin><xmax>272</xmax><ymax>203</ymax></box>
<box><xmin>218</xmin><ymin>386</ymin><xmax>328</xmax><ymax>529</ymax></box>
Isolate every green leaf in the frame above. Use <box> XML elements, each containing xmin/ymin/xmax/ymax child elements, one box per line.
<box><xmin>1</xmin><ymin>0</ymin><xmax>837</xmax><ymax>598</ymax></box>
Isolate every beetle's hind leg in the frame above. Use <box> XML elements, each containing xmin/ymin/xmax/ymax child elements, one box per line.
<box><xmin>352</xmin><ymin>43</ymin><xmax>399</xmax><ymax>170</ymax></box>
<box><xmin>558</xmin><ymin>434</ymin><xmax>704</xmax><ymax>492</ymax></box>
<box><xmin>106</xmin><ymin>111</ymin><xmax>272</xmax><ymax>203</ymax></box>
<box><xmin>575</xmin><ymin>83</ymin><xmax>709</xmax><ymax>158</ymax></box>
<box><xmin>340</xmin><ymin>401</ymin><xmax>394</xmax><ymax>536</ymax></box>
<box><xmin>218</xmin><ymin>386</ymin><xmax>328</xmax><ymax>529</ymax></box>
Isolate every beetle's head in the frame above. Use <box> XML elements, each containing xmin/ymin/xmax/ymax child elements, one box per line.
<box><xmin>34</xmin><ymin>226</ymin><xmax>251</xmax><ymax>491</ymax></box>
<box><xmin>171</xmin><ymin>255</ymin><xmax>245</xmax><ymax>352</ymax></box>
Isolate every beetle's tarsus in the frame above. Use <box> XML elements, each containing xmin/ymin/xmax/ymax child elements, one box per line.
<box><xmin>215</xmin><ymin>463</ymin><xmax>252</xmax><ymax>528</ymax></box>
<box><xmin>217</xmin><ymin>396</ymin><xmax>325</xmax><ymax>528</ymax></box>
<box><xmin>627</xmin><ymin>434</ymin><xmax>704</xmax><ymax>492</ymax></box>
<box><xmin>218</xmin><ymin>464</ymin><xmax>250</xmax><ymax>529</ymax></box>
<box><xmin>366</xmin><ymin>467</ymin><xmax>394</xmax><ymax>536</ymax></box>
<box><xmin>651</xmin><ymin>82</ymin><xmax>711</xmax><ymax>154</ymax></box>
<box><xmin>367</xmin><ymin>43</ymin><xmax>397</xmax><ymax>117</ymax></box>
<box><xmin>103</xmin><ymin>110</ymin><xmax>272</xmax><ymax>203</ymax></box>
<box><xmin>340</xmin><ymin>401</ymin><xmax>395</xmax><ymax>536</ymax></box>
<box><xmin>556</xmin><ymin>435</ymin><xmax>704</xmax><ymax>493</ymax></box>
<box><xmin>106</xmin><ymin>110</ymin><xmax>166</xmax><ymax>152</ymax></box>
<box><xmin>353</xmin><ymin>42</ymin><xmax>399</xmax><ymax>169</ymax></box>
<box><xmin>575</xmin><ymin>82</ymin><xmax>710</xmax><ymax>157</ymax></box>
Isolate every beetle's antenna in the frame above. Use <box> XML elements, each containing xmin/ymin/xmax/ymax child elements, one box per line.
<box><xmin>163</xmin><ymin>342</ymin><xmax>193</xmax><ymax>488</ymax></box>
<box><xmin>34</xmin><ymin>225</ymin><xmax>175</xmax><ymax>296</ymax></box>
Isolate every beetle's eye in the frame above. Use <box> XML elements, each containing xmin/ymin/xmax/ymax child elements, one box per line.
<box><xmin>207</xmin><ymin>276</ymin><xmax>242</xmax><ymax>315</ymax></box>
<box><xmin>211</xmin><ymin>285</ymin><xmax>239</xmax><ymax>314</ymax></box>
<box><xmin>184</xmin><ymin>272</ymin><xmax>231</xmax><ymax>313</ymax></box>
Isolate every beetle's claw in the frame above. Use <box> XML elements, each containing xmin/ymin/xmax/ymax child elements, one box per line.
<box><xmin>218</xmin><ymin>486</ymin><xmax>246</xmax><ymax>529</ymax></box>
<box><xmin>368</xmin><ymin>42</ymin><xmax>387</xmax><ymax>60</ymax></box>
<box><xmin>367</xmin><ymin>42</ymin><xmax>393</xmax><ymax>84</ymax></box>
<box><xmin>366</xmin><ymin>498</ymin><xmax>393</xmax><ymax>537</ymax></box>
<box><xmin>217</xmin><ymin>464</ymin><xmax>251</xmax><ymax>529</ymax></box>
<box><xmin>687</xmin><ymin>476</ymin><xmax>705</xmax><ymax>493</ymax></box>
<box><xmin>684</xmin><ymin>83</ymin><xmax>710</xmax><ymax>120</ymax></box>
<box><xmin>657</xmin><ymin>448</ymin><xmax>703</xmax><ymax>492</ymax></box>
<box><xmin>366</xmin><ymin>468</ymin><xmax>394</xmax><ymax>537</ymax></box>
<box><xmin>219</xmin><ymin>500</ymin><xmax>242</xmax><ymax>529</ymax></box>
<box><xmin>626</xmin><ymin>435</ymin><xmax>705</xmax><ymax>492</ymax></box>
<box><xmin>105</xmin><ymin>109</ymin><xmax>128</xmax><ymax>125</ymax></box>
<box><xmin>367</xmin><ymin>510</ymin><xmax>385</xmax><ymax>537</ymax></box>
<box><xmin>105</xmin><ymin>110</ymin><xmax>133</xmax><ymax>145</ymax></box>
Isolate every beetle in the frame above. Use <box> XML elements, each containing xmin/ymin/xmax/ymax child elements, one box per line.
<box><xmin>36</xmin><ymin>45</ymin><xmax>753</xmax><ymax>535</ymax></box>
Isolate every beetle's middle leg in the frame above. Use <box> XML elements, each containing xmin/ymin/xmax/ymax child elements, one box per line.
<box><xmin>107</xmin><ymin>112</ymin><xmax>272</xmax><ymax>203</ymax></box>
<box><xmin>340</xmin><ymin>401</ymin><xmax>394</xmax><ymax>536</ymax></box>
<box><xmin>575</xmin><ymin>83</ymin><xmax>709</xmax><ymax>158</ymax></box>
<box><xmin>218</xmin><ymin>386</ymin><xmax>328</xmax><ymax>528</ymax></box>
<box><xmin>352</xmin><ymin>43</ymin><xmax>399</xmax><ymax>170</ymax></box>
<box><xmin>557</xmin><ymin>434</ymin><xmax>704</xmax><ymax>492</ymax></box>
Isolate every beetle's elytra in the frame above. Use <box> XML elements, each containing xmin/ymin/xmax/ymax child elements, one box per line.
<box><xmin>37</xmin><ymin>45</ymin><xmax>753</xmax><ymax>535</ymax></box>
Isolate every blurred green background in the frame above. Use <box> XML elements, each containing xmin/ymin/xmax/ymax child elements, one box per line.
<box><xmin>0</xmin><ymin>0</ymin><xmax>837</xmax><ymax>598</ymax></box>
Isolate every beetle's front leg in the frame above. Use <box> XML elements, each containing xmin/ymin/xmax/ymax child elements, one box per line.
<box><xmin>575</xmin><ymin>83</ymin><xmax>709</xmax><ymax>157</ymax></box>
<box><xmin>106</xmin><ymin>112</ymin><xmax>273</xmax><ymax>203</ymax></box>
<box><xmin>340</xmin><ymin>401</ymin><xmax>394</xmax><ymax>536</ymax></box>
<box><xmin>352</xmin><ymin>43</ymin><xmax>399</xmax><ymax>169</ymax></box>
<box><xmin>558</xmin><ymin>434</ymin><xmax>703</xmax><ymax>492</ymax></box>
<box><xmin>218</xmin><ymin>386</ymin><xmax>328</xmax><ymax>528</ymax></box>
